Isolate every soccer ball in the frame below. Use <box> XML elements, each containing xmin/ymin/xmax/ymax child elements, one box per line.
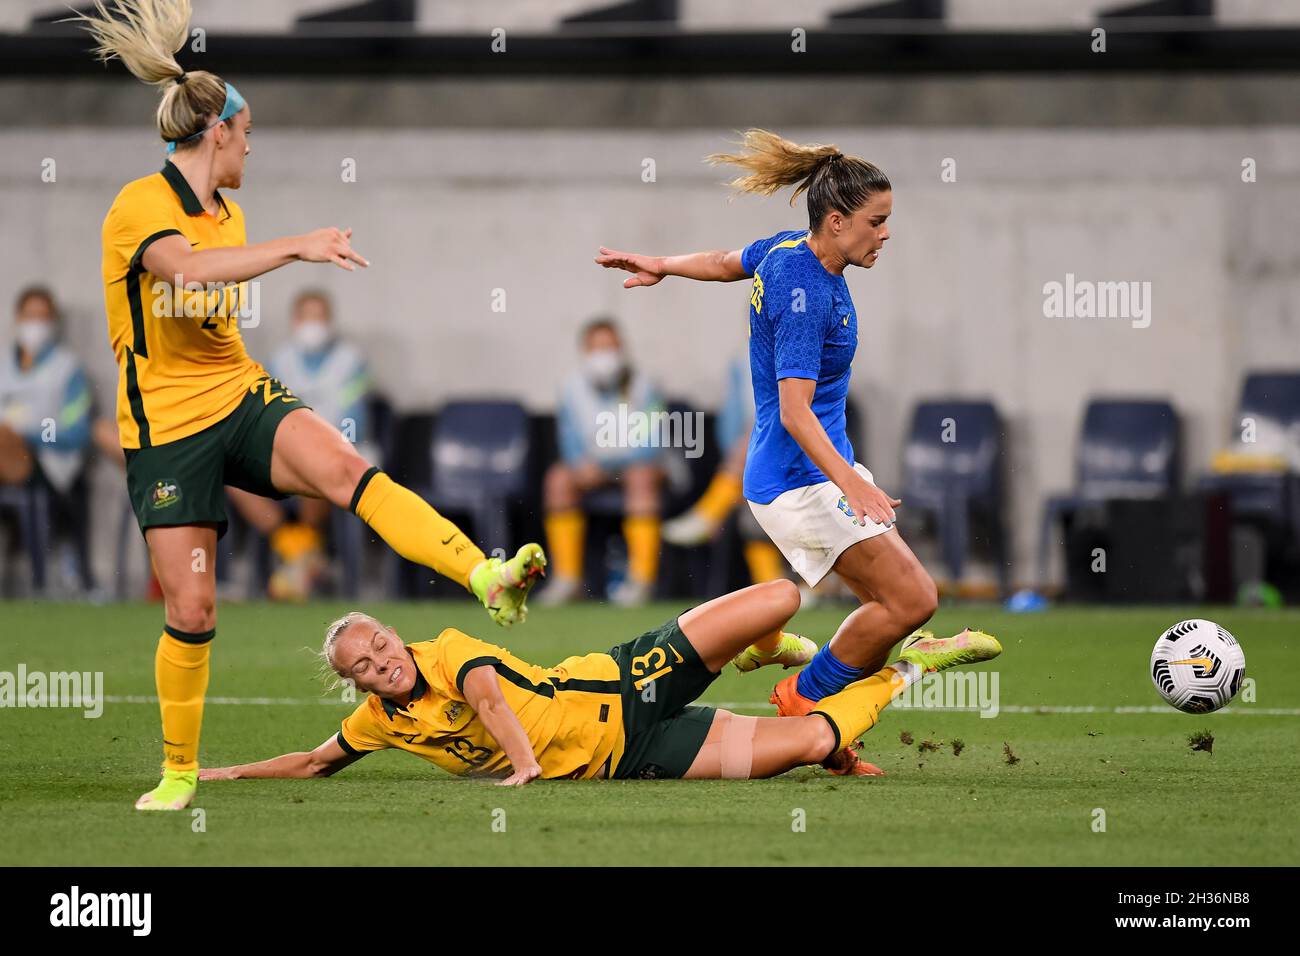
<box><xmin>1150</xmin><ymin>619</ymin><xmax>1246</xmax><ymax>714</ymax></box>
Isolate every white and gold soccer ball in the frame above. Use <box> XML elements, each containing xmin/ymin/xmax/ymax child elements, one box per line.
<box><xmin>1150</xmin><ymin>619</ymin><xmax>1246</xmax><ymax>715</ymax></box>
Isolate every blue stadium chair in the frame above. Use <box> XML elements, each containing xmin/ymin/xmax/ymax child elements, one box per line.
<box><xmin>1038</xmin><ymin>399</ymin><xmax>1181</xmax><ymax>585</ymax></box>
<box><xmin>901</xmin><ymin>400</ymin><xmax>1008</xmax><ymax>595</ymax></box>
<box><xmin>0</xmin><ymin>469</ymin><xmax>96</xmax><ymax>596</ymax></box>
<box><xmin>1198</xmin><ymin>370</ymin><xmax>1300</xmax><ymax>544</ymax></box>
<box><xmin>428</xmin><ymin>400</ymin><xmax>531</xmax><ymax>557</ymax></box>
<box><xmin>0</xmin><ymin>482</ymin><xmax>50</xmax><ymax>593</ymax></box>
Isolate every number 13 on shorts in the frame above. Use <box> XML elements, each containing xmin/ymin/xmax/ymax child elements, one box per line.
<box><xmin>631</xmin><ymin>643</ymin><xmax>683</xmax><ymax>691</ymax></box>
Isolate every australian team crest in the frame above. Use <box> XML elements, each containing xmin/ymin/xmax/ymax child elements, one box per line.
<box><xmin>151</xmin><ymin>479</ymin><xmax>181</xmax><ymax>510</ymax></box>
<box><xmin>443</xmin><ymin>700</ymin><xmax>465</xmax><ymax>724</ymax></box>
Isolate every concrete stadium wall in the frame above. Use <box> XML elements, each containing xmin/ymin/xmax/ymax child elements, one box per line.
<box><xmin>2</xmin><ymin>76</ymin><xmax>1297</xmax><ymax>591</ymax></box>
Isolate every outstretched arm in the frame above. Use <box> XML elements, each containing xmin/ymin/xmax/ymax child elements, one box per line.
<box><xmin>595</xmin><ymin>246</ymin><xmax>748</xmax><ymax>288</ymax></box>
<box><xmin>461</xmin><ymin>665</ymin><xmax>543</xmax><ymax>787</ymax></box>
<box><xmin>142</xmin><ymin>227</ymin><xmax>369</xmax><ymax>286</ymax></box>
<box><xmin>199</xmin><ymin>734</ymin><xmax>365</xmax><ymax>780</ymax></box>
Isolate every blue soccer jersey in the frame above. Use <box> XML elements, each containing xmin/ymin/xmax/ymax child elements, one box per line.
<box><xmin>741</xmin><ymin>228</ymin><xmax>858</xmax><ymax>504</ymax></box>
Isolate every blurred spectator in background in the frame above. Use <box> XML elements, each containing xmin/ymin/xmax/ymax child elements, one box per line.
<box><xmin>540</xmin><ymin>317</ymin><xmax>664</xmax><ymax>607</ymax></box>
<box><xmin>663</xmin><ymin>351</ymin><xmax>787</xmax><ymax>585</ymax></box>
<box><xmin>0</xmin><ymin>286</ymin><xmax>95</xmax><ymax>590</ymax></box>
<box><xmin>0</xmin><ymin>286</ymin><xmax>94</xmax><ymax>490</ymax></box>
<box><xmin>226</xmin><ymin>289</ymin><xmax>375</xmax><ymax>599</ymax></box>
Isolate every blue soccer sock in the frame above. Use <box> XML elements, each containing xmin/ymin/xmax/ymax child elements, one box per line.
<box><xmin>795</xmin><ymin>643</ymin><xmax>866</xmax><ymax>702</ymax></box>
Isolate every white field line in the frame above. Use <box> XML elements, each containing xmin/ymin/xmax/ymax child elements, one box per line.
<box><xmin>90</xmin><ymin>695</ymin><xmax>1300</xmax><ymax>716</ymax></box>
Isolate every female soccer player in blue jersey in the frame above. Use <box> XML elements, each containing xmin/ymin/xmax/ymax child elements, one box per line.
<box><xmin>597</xmin><ymin>130</ymin><xmax>944</xmax><ymax>775</ymax></box>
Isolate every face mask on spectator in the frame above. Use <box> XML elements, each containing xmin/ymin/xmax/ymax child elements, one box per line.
<box><xmin>294</xmin><ymin>320</ymin><xmax>332</xmax><ymax>353</ymax></box>
<box><xmin>583</xmin><ymin>348</ymin><xmax>624</xmax><ymax>389</ymax></box>
<box><xmin>15</xmin><ymin>320</ymin><xmax>54</xmax><ymax>356</ymax></box>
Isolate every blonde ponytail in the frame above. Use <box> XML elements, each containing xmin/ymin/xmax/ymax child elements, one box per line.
<box><xmin>708</xmin><ymin>128</ymin><xmax>891</xmax><ymax>229</ymax></box>
<box><xmin>708</xmin><ymin>129</ymin><xmax>842</xmax><ymax>202</ymax></box>
<box><xmin>68</xmin><ymin>0</ymin><xmax>230</xmax><ymax>149</ymax></box>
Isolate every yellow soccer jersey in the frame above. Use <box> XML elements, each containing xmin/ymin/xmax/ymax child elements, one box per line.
<box><xmin>101</xmin><ymin>161</ymin><xmax>268</xmax><ymax>448</ymax></box>
<box><xmin>337</xmin><ymin>630</ymin><xmax>626</xmax><ymax>780</ymax></box>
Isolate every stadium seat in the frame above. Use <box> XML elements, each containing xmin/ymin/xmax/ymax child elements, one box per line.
<box><xmin>1038</xmin><ymin>399</ymin><xmax>1181</xmax><ymax>585</ymax></box>
<box><xmin>0</xmin><ymin>470</ymin><xmax>96</xmax><ymax>597</ymax></box>
<box><xmin>0</xmin><ymin>483</ymin><xmax>51</xmax><ymax>593</ymax></box>
<box><xmin>385</xmin><ymin>401</ymin><xmax>532</xmax><ymax>598</ymax></box>
<box><xmin>429</xmin><ymin>400</ymin><xmax>531</xmax><ymax>548</ymax></box>
<box><xmin>901</xmin><ymin>399</ymin><xmax>1008</xmax><ymax>596</ymax></box>
<box><xmin>1197</xmin><ymin>371</ymin><xmax>1300</xmax><ymax>571</ymax></box>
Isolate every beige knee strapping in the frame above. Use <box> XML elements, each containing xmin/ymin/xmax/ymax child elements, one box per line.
<box><xmin>719</xmin><ymin>712</ymin><xmax>760</xmax><ymax>779</ymax></box>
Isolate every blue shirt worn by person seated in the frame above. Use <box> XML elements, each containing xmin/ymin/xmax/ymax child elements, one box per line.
<box><xmin>557</xmin><ymin>370</ymin><xmax>663</xmax><ymax>473</ymax></box>
<box><xmin>0</xmin><ymin>341</ymin><xmax>93</xmax><ymax>494</ymax></box>
<box><xmin>741</xmin><ymin>229</ymin><xmax>858</xmax><ymax>504</ymax></box>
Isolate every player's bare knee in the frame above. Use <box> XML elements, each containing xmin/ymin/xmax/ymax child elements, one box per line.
<box><xmin>894</xmin><ymin>573</ymin><xmax>938</xmax><ymax>633</ymax></box>
<box><xmin>333</xmin><ymin>450</ymin><xmax>372</xmax><ymax>507</ymax></box>
<box><xmin>766</xmin><ymin>577</ymin><xmax>800</xmax><ymax>618</ymax></box>
<box><xmin>624</xmin><ymin>462</ymin><xmax>662</xmax><ymax>491</ymax></box>
<box><xmin>167</xmin><ymin>595</ymin><xmax>216</xmax><ymax>634</ymax></box>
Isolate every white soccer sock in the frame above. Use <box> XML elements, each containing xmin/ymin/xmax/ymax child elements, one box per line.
<box><xmin>889</xmin><ymin>659</ymin><xmax>922</xmax><ymax>688</ymax></box>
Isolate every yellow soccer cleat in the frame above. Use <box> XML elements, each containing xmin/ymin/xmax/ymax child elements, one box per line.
<box><xmin>898</xmin><ymin>627</ymin><xmax>1002</xmax><ymax>673</ymax></box>
<box><xmin>470</xmin><ymin>543</ymin><xmax>547</xmax><ymax>627</ymax></box>
<box><xmin>732</xmin><ymin>632</ymin><xmax>819</xmax><ymax>673</ymax></box>
<box><xmin>134</xmin><ymin>768</ymin><xmax>197</xmax><ymax>811</ymax></box>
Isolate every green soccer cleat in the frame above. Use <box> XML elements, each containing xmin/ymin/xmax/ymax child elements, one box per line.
<box><xmin>470</xmin><ymin>543</ymin><xmax>547</xmax><ymax>627</ymax></box>
<box><xmin>898</xmin><ymin>627</ymin><xmax>1002</xmax><ymax>673</ymax></box>
<box><xmin>732</xmin><ymin>632</ymin><xmax>819</xmax><ymax>673</ymax></box>
<box><xmin>134</xmin><ymin>768</ymin><xmax>197</xmax><ymax>811</ymax></box>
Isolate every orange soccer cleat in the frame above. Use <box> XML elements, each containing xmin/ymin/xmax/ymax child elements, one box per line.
<box><xmin>770</xmin><ymin>674</ymin><xmax>886</xmax><ymax>776</ymax></box>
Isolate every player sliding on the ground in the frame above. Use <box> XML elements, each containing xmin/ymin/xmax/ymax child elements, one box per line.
<box><xmin>200</xmin><ymin>581</ymin><xmax>1000</xmax><ymax>784</ymax></box>
<box><xmin>73</xmin><ymin>0</ymin><xmax>545</xmax><ymax>812</ymax></box>
<box><xmin>596</xmin><ymin>130</ymin><xmax>930</xmax><ymax>777</ymax></box>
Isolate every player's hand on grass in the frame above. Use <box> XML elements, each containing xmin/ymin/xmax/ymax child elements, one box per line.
<box><xmin>198</xmin><ymin>767</ymin><xmax>237</xmax><ymax>781</ymax></box>
<box><xmin>842</xmin><ymin>473</ymin><xmax>900</xmax><ymax>527</ymax></box>
<box><xmin>497</xmin><ymin>762</ymin><xmax>542</xmax><ymax>787</ymax></box>
<box><xmin>595</xmin><ymin>247</ymin><xmax>665</xmax><ymax>288</ymax></box>
<box><xmin>298</xmin><ymin>227</ymin><xmax>369</xmax><ymax>271</ymax></box>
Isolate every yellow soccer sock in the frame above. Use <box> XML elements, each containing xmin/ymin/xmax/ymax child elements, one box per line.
<box><xmin>623</xmin><ymin>514</ymin><xmax>661</xmax><ymax>585</ymax></box>
<box><xmin>809</xmin><ymin>662</ymin><xmax>920</xmax><ymax>752</ymax></box>
<box><xmin>694</xmin><ymin>472</ymin><xmax>743</xmax><ymax>524</ymax></box>
<box><xmin>350</xmin><ymin>468</ymin><xmax>485</xmax><ymax>589</ymax></box>
<box><xmin>156</xmin><ymin>628</ymin><xmax>212</xmax><ymax>773</ymax></box>
<box><xmin>544</xmin><ymin>509</ymin><xmax>586</xmax><ymax>581</ymax></box>
<box><xmin>751</xmin><ymin>627</ymin><xmax>783</xmax><ymax>654</ymax></box>
<box><xmin>743</xmin><ymin>540</ymin><xmax>785</xmax><ymax>584</ymax></box>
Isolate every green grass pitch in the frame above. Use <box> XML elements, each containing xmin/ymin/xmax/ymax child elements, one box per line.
<box><xmin>1</xmin><ymin>599</ymin><xmax>1296</xmax><ymax>866</ymax></box>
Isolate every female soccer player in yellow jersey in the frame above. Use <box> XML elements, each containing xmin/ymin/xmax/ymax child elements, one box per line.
<box><xmin>74</xmin><ymin>0</ymin><xmax>545</xmax><ymax>812</ymax></box>
<box><xmin>200</xmin><ymin>580</ymin><xmax>1000</xmax><ymax>785</ymax></box>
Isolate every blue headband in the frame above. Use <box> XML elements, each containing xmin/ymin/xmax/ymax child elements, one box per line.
<box><xmin>165</xmin><ymin>81</ymin><xmax>245</xmax><ymax>154</ymax></box>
